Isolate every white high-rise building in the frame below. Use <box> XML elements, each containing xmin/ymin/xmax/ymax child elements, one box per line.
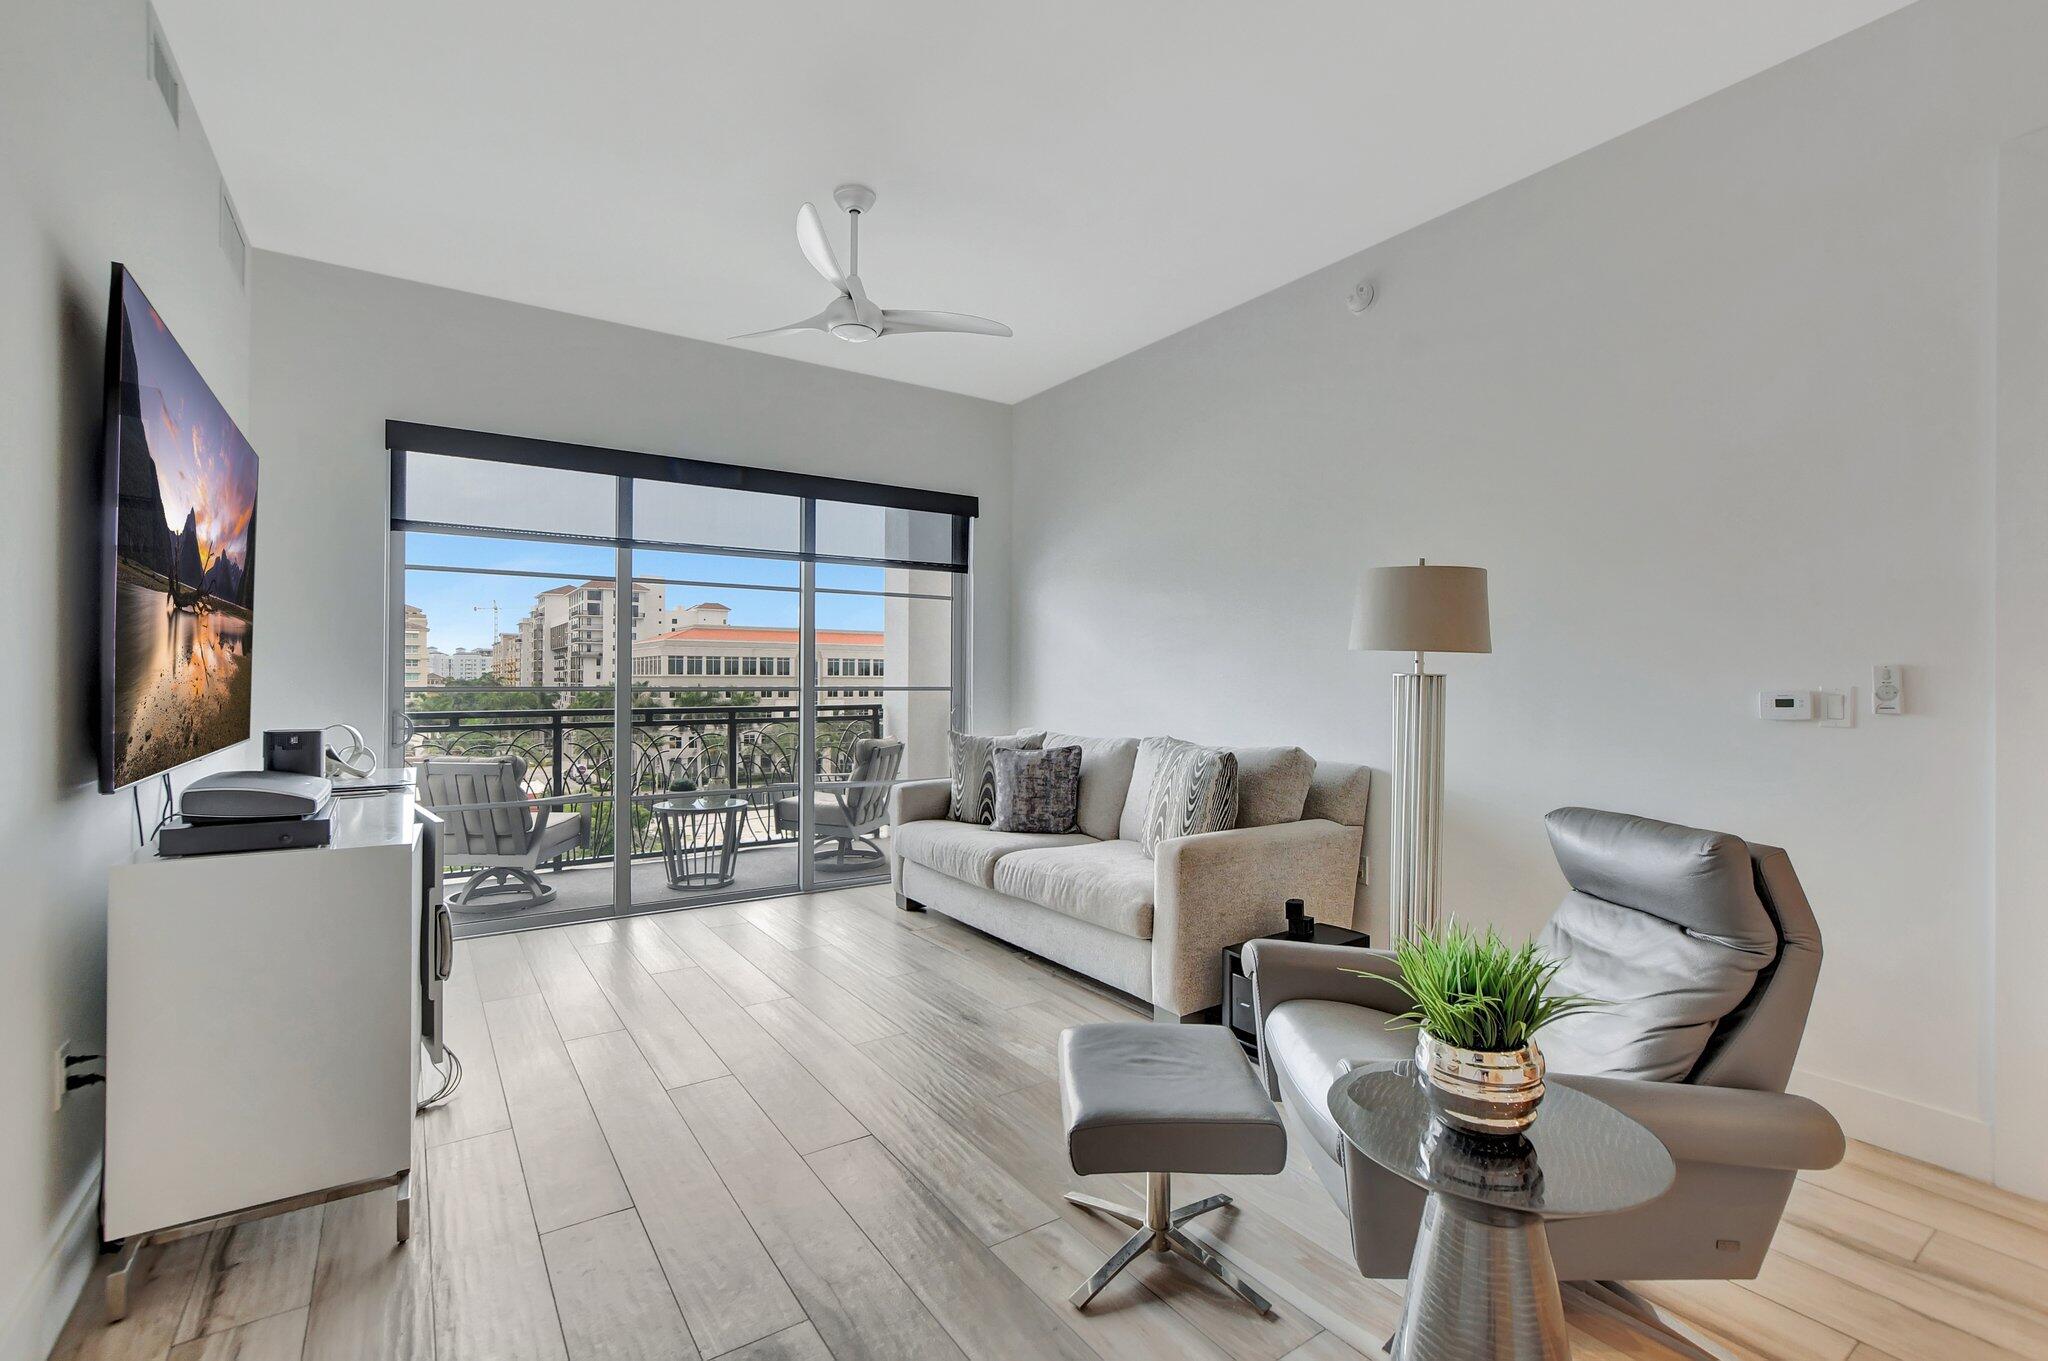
<box><xmin>514</xmin><ymin>580</ymin><xmax>658</xmax><ymax>689</ymax></box>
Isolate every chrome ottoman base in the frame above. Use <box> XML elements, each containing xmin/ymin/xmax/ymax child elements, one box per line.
<box><xmin>1065</xmin><ymin>1173</ymin><xmax>1274</xmax><ymax>1313</ymax></box>
<box><xmin>1058</xmin><ymin>1024</ymin><xmax>1289</xmax><ymax>1318</ymax></box>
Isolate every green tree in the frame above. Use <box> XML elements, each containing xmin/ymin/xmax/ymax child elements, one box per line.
<box><xmin>408</xmin><ymin>677</ymin><xmax>550</xmax><ymax>713</ymax></box>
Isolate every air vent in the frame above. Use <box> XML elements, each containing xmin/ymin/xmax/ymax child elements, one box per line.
<box><xmin>146</xmin><ymin>8</ymin><xmax>180</xmax><ymax>125</ymax></box>
<box><xmin>219</xmin><ymin>189</ymin><xmax>247</xmax><ymax>286</ymax></box>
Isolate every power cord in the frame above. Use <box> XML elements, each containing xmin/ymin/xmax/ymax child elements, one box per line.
<box><xmin>417</xmin><ymin>1046</ymin><xmax>463</xmax><ymax>1111</ymax></box>
<box><xmin>131</xmin><ymin>773</ymin><xmax>174</xmax><ymax>848</ymax></box>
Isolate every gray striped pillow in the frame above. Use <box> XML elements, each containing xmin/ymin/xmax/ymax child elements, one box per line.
<box><xmin>1140</xmin><ymin>738</ymin><xmax>1240</xmax><ymax>855</ymax></box>
<box><xmin>948</xmin><ymin>731</ymin><xmax>1044</xmax><ymax>824</ymax></box>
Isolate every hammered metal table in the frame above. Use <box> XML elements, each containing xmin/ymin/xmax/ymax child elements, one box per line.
<box><xmin>651</xmin><ymin>797</ymin><xmax>749</xmax><ymax>890</ymax></box>
<box><xmin>1329</xmin><ymin>1062</ymin><xmax>1674</xmax><ymax>1361</ymax></box>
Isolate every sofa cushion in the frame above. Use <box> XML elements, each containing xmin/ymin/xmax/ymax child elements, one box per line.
<box><xmin>1117</xmin><ymin>736</ymin><xmax>1167</xmax><ymax>841</ymax></box>
<box><xmin>1263</xmin><ymin>999</ymin><xmax>1412</xmax><ymax>1163</ymax></box>
<box><xmin>1230</xmin><ymin>746</ymin><xmax>1316</xmax><ymax>828</ymax></box>
<box><xmin>1019</xmin><ymin>730</ymin><xmax>1141</xmax><ymax>840</ymax></box>
<box><xmin>894</xmin><ymin>819</ymin><xmax>1091</xmax><ymax>889</ymax></box>
<box><xmin>948</xmin><ymin>731</ymin><xmax>1042</xmax><ymax>824</ymax></box>
<box><xmin>1139</xmin><ymin>738</ymin><xmax>1239</xmax><ymax>855</ymax></box>
<box><xmin>1304</xmin><ymin>761</ymin><xmax>1372</xmax><ymax>828</ymax></box>
<box><xmin>992</xmin><ymin>838</ymin><xmax>1156</xmax><ymax>939</ymax></box>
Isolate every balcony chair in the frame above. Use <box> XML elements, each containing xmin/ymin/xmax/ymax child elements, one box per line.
<box><xmin>1245</xmin><ymin>807</ymin><xmax>1844</xmax><ymax>1355</ymax></box>
<box><xmin>774</xmin><ymin>737</ymin><xmax>904</xmax><ymax>868</ymax></box>
<box><xmin>417</xmin><ymin>755</ymin><xmax>589</xmax><ymax>910</ymax></box>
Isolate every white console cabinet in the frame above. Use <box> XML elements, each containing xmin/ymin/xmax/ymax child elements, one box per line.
<box><xmin>104</xmin><ymin>790</ymin><xmax>446</xmax><ymax>1313</ymax></box>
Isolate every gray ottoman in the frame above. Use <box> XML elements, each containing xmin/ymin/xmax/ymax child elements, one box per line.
<box><xmin>1058</xmin><ymin>1022</ymin><xmax>1286</xmax><ymax>1313</ymax></box>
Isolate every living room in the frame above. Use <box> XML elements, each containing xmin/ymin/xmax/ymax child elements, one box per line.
<box><xmin>8</xmin><ymin>3</ymin><xmax>2048</xmax><ymax>1359</ymax></box>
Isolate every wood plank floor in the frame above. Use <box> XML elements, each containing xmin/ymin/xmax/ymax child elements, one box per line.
<box><xmin>50</xmin><ymin>883</ymin><xmax>2048</xmax><ymax>1361</ymax></box>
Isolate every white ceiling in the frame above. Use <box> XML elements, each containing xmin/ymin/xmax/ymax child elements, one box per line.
<box><xmin>159</xmin><ymin>1</ymin><xmax>1911</xmax><ymax>404</ymax></box>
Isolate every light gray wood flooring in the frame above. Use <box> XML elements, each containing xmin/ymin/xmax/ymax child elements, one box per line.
<box><xmin>51</xmin><ymin>884</ymin><xmax>2048</xmax><ymax>1360</ymax></box>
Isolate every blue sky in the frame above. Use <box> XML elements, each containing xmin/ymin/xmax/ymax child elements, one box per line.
<box><xmin>403</xmin><ymin>533</ymin><xmax>904</xmax><ymax>651</ymax></box>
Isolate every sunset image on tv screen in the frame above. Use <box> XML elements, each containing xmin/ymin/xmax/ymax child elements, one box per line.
<box><xmin>106</xmin><ymin>269</ymin><xmax>258</xmax><ymax>789</ymax></box>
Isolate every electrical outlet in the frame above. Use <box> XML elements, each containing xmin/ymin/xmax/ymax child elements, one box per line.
<box><xmin>52</xmin><ymin>1041</ymin><xmax>70</xmax><ymax>1113</ymax></box>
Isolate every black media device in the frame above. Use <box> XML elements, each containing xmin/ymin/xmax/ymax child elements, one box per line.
<box><xmin>264</xmin><ymin>728</ymin><xmax>324</xmax><ymax>775</ymax></box>
<box><xmin>158</xmin><ymin>803</ymin><xmax>333</xmax><ymax>857</ymax></box>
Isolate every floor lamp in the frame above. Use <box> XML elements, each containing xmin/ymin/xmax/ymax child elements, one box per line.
<box><xmin>1350</xmin><ymin>562</ymin><xmax>1491</xmax><ymax>946</ymax></box>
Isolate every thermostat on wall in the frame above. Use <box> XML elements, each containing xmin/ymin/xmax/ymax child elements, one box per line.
<box><xmin>1758</xmin><ymin>690</ymin><xmax>1813</xmax><ymax>721</ymax></box>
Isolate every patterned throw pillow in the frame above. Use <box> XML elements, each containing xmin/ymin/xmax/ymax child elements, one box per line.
<box><xmin>992</xmin><ymin>745</ymin><xmax>1082</xmax><ymax>834</ymax></box>
<box><xmin>1140</xmin><ymin>738</ymin><xmax>1240</xmax><ymax>855</ymax></box>
<box><xmin>948</xmin><ymin>731</ymin><xmax>1044</xmax><ymax>824</ymax></box>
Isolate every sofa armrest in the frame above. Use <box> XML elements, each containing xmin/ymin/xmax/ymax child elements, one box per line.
<box><xmin>1550</xmin><ymin>1074</ymin><xmax>1846</xmax><ymax>1172</ymax></box>
<box><xmin>1150</xmin><ymin>817</ymin><xmax>1364</xmax><ymax>1017</ymax></box>
<box><xmin>887</xmin><ymin>778</ymin><xmax>952</xmax><ymax>899</ymax></box>
<box><xmin>889</xmin><ymin>778</ymin><xmax>952</xmax><ymax>828</ymax></box>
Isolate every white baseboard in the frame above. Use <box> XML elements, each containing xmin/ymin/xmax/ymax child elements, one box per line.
<box><xmin>1789</xmin><ymin>1068</ymin><xmax>1994</xmax><ymax>1179</ymax></box>
<box><xmin>0</xmin><ymin>1159</ymin><xmax>100</xmax><ymax>1361</ymax></box>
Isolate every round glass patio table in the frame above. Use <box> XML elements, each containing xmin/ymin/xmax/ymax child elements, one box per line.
<box><xmin>651</xmin><ymin>797</ymin><xmax>750</xmax><ymax>890</ymax></box>
<box><xmin>1329</xmin><ymin>1061</ymin><xmax>1674</xmax><ymax>1361</ymax></box>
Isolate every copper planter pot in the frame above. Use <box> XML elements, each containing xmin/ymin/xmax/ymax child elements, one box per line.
<box><xmin>1415</xmin><ymin>1031</ymin><xmax>1546</xmax><ymax>1136</ymax></box>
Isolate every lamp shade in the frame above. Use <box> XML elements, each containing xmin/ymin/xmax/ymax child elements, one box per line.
<box><xmin>1350</xmin><ymin>564</ymin><xmax>1491</xmax><ymax>654</ymax></box>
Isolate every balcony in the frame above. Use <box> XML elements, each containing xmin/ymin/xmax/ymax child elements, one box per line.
<box><xmin>404</xmin><ymin>700</ymin><xmax>888</xmax><ymax>933</ymax></box>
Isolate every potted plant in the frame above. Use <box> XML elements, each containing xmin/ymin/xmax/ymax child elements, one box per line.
<box><xmin>1373</xmin><ymin>922</ymin><xmax>1601</xmax><ymax>1137</ymax></box>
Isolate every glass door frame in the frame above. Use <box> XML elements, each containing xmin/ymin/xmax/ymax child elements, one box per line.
<box><xmin>386</xmin><ymin>424</ymin><xmax>977</xmax><ymax>924</ymax></box>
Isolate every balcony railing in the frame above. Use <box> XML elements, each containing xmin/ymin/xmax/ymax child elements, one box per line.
<box><xmin>403</xmin><ymin>701</ymin><xmax>884</xmax><ymax>864</ymax></box>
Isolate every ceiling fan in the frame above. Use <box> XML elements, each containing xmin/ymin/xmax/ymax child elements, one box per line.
<box><xmin>732</xmin><ymin>184</ymin><xmax>1012</xmax><ymax>345</ymax></box>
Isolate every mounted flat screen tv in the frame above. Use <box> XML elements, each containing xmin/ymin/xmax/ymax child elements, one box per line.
<box><xmin>98</xmin><ymin>264</ymin><xmax>259</xmax><ymax>792</ymax></box>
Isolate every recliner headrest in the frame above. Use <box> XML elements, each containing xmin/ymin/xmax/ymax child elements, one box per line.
<box><xmin>1545</xmin><ymin>807</ymin><xmax>1777</xmax><ymax>953</ymax></box>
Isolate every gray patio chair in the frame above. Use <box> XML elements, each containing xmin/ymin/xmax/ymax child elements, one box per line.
<box><xmin>774</xmin><ymin>737</ymin><xmax>904</xmax><ymax>867</ymax></box>
<box><xmin>417</xmin><ymin>755</ymin><xmax>589</xmax><ymax>910</ymax></box>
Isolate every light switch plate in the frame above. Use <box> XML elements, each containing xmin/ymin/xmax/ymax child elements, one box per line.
<box><xmin>1818</xmin><ymin>687</ymin><xmax>1855</xmax><ymax>727</ymax></box>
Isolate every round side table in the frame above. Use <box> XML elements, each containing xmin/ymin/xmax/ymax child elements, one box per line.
<box><xmin>651</xmin><ymin>797</ymin><xmax>749</xmax><ymax>890</ymax></box>
<box><xmin>1329</xmin><ymin>1062</ymin><xmax>1674</xmax><ymax>1361</ymax></box>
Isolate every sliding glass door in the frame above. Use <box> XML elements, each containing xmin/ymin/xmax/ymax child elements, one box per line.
<box><xmin>387</xmin><ymin>427</ymin><xmax>973</xmax><ymax>936</ymax></box>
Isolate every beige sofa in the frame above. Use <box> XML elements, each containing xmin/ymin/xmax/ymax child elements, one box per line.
<box><xmin>889</xmin><ymin>730</ymin><xmax>1369</xmax><ymax>1020</ymax></box>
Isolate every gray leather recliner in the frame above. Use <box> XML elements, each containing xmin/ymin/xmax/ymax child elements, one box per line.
<box><xmin>1245</xmin><ymin>807</ymin><xmax>1845</xmax><ymax>1285</ymax></box>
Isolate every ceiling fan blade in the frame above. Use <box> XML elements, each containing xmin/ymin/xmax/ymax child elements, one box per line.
<box><xmin>795</xmin><ymin>203</ymin><xmax>849</xmax><ymax>291</ymax></box>
<box><xmin>729</xmin><ymin>309</ymin><xmax>833</xmax><ymax>341</ymax></box>
<box><xmin>878</xmin><ymin>309</ymin><xmax>1013</xmax><ymax>338</ymax></box>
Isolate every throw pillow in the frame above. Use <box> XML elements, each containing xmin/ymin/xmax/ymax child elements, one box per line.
<box><xmin>1140</xmin><ymin>737</ymin><xmax>1240</xmax><ymax>855</ymax></box>
<box><xmin>948</xmin><ymin>731</ymin><xmax>1043</xmax><ymax>824</ymax></box>
<box><xmin>992</xmin><ymin>745</ymin><xmax>1082</xmax><ymax>834</ymax></box>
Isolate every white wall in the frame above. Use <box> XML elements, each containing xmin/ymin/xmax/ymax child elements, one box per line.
<box><xmin>246</xmin><ymin>253</ymin><xmax>1013</xmax><ymax>754</ymax></box>
<box><xmin>1992</xmin><ymin>130</ymin><xmax>2048</xmax><ymax>1199</ymax></box>
<box><xmin>0</xmin><ymin>5</ymin><xmax>256</xmax><ymax>1357</ymax></box>
<box><xmin>1009</xmin><ymin>0</ymin><xmax>2048</xmax><ymax>1181</ymax></box>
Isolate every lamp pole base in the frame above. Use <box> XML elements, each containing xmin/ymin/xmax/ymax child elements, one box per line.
<box><xmin>1389</xmin><ymin>668</ymin><xmax>1446</xmax><ymax>944</ymax></box>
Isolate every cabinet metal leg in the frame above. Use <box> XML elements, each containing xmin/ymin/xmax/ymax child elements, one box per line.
<box><xmin>106</xmin><ymin>1236</ymin><xmax>145</xmax><ymax>1322</ymax></box>
<box><xmin>395</xmin><ymin>1171</ymin><xmax>412</xmax><ymax>1244</ymax></box>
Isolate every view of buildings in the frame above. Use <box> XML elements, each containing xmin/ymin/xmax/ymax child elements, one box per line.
<box><xmin>401</xmin><ymin>605</ymin><xmax>429</xmax><ymax>685</ymax></box>
<box><xmin>403</xmin><ymin>580</ymin><xmax>887</xmax><ymax>705</ymax></box>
